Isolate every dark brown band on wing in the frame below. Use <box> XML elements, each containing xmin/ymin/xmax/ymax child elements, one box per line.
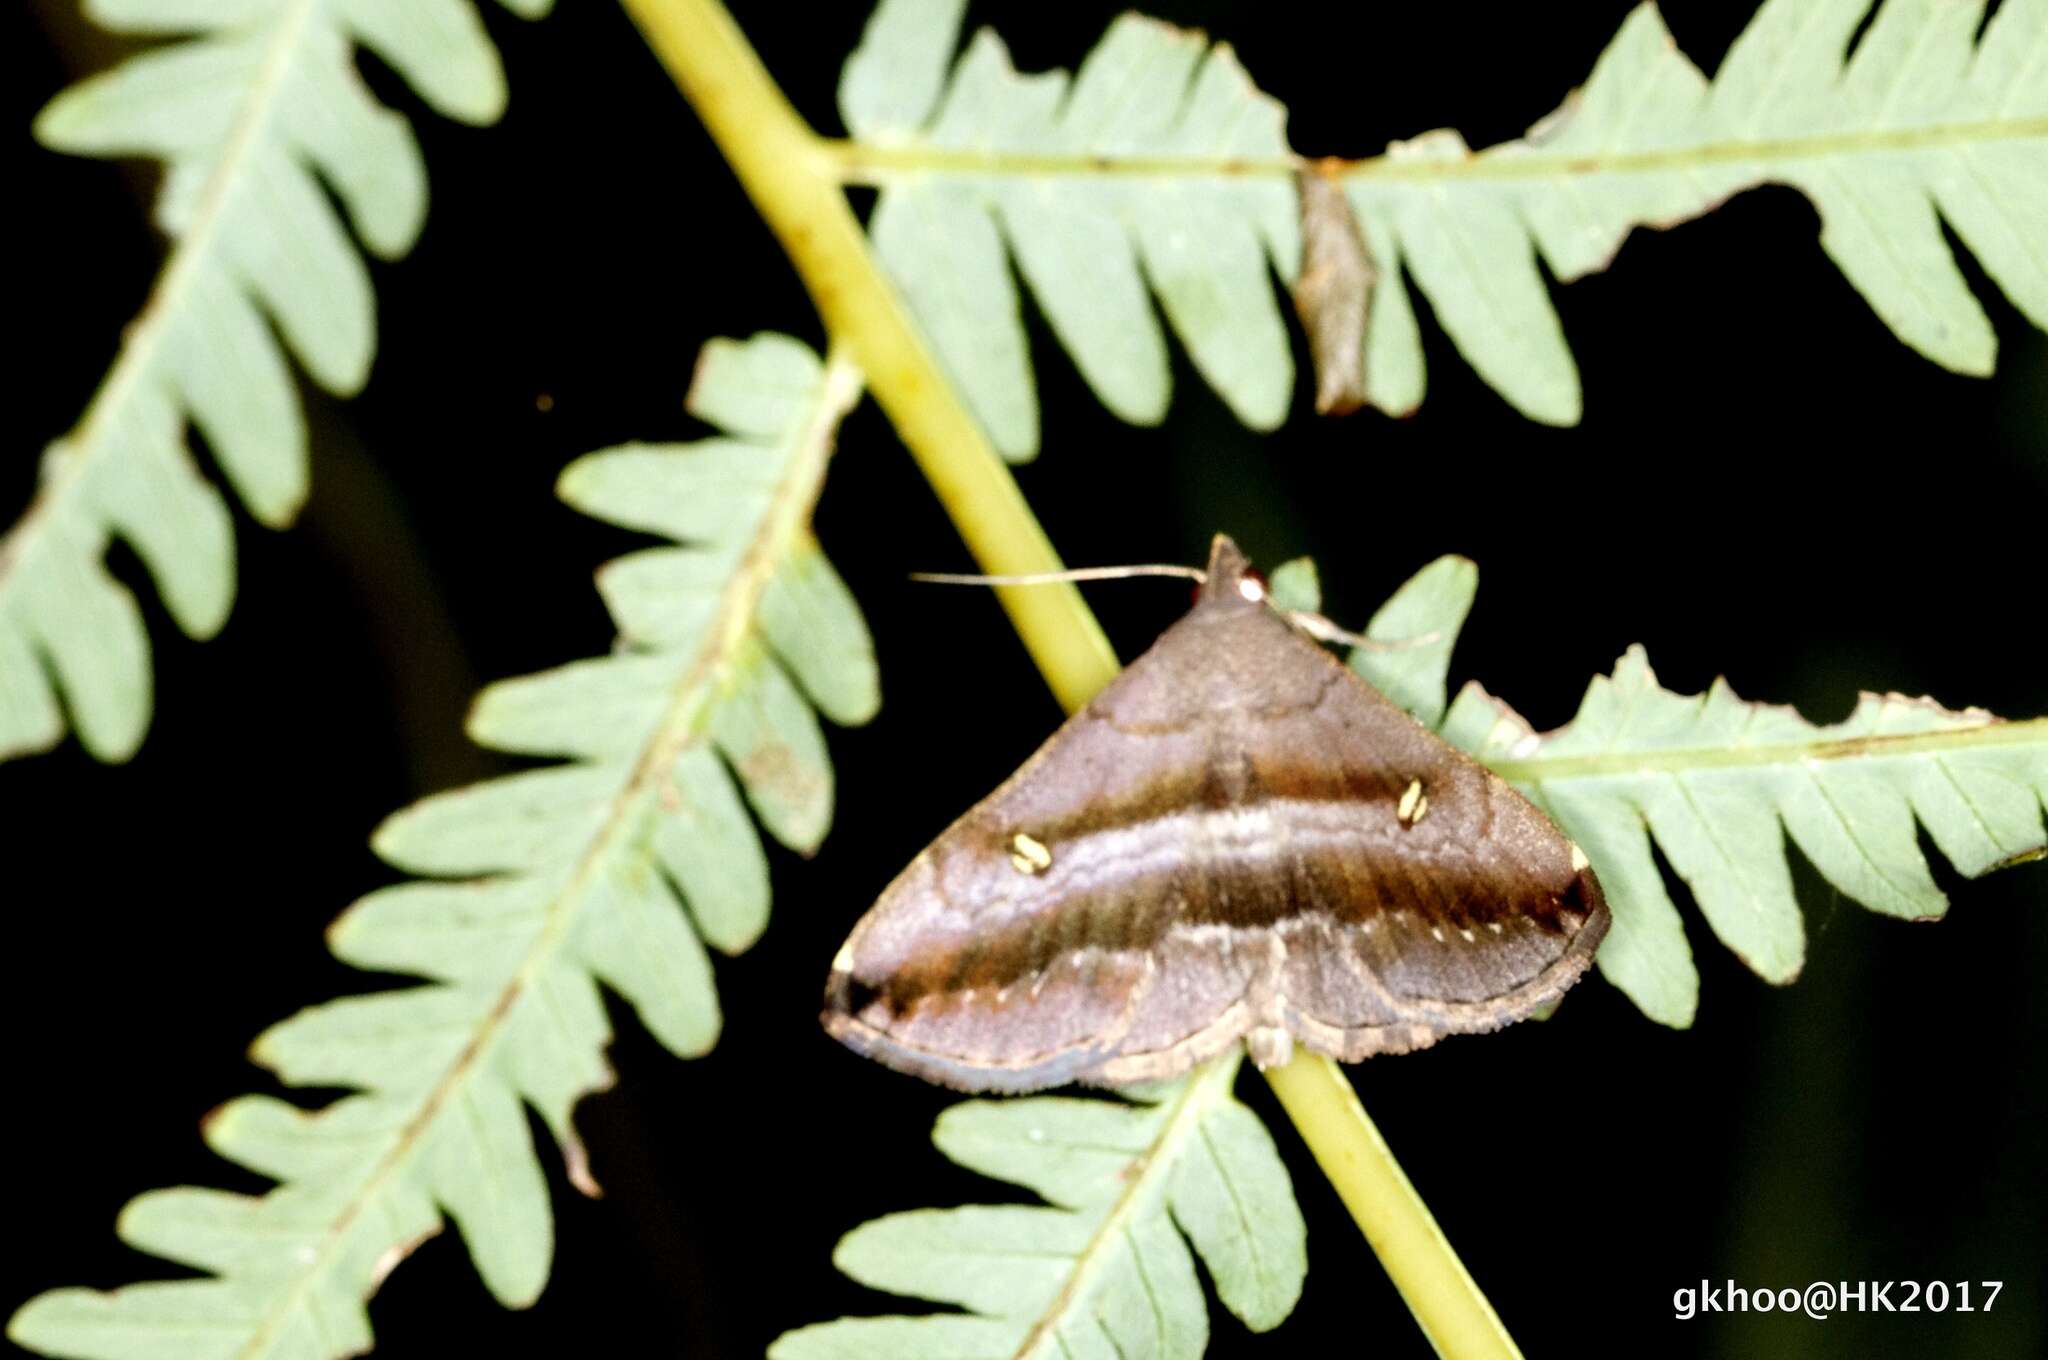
<box><xmin>840</xmin><ymin>844</ymin><xmax>1606</xmax><ymax>1017</ymax></box>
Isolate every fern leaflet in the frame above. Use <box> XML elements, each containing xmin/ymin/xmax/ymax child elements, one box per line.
<box><xmin>839</xmin><ymin>0</ymin><xmax>1296</xmax><ymax>460</ymax></box>
<box><xmin>1447</xmin><ymin>651</ymin><xmax>2048</xmax><ymax>1027</ymax></box>
<box><xmin>0</xmin><ymin>0</ymin><xmax>550</xmax><ymax>766</ymax></box>
<box><xmin>834</xmin><ymin>0</ymin><xmax>2048</xmax><ymax>438</ymax></box>
<box><xmin>1333</xmin><ymin>556</ymin><xmax>2048</xmax><ymax>1030</ymax></box>
<box><xmin>6</xmin><ymin>333</ymin><xmax>879</xmax><ymax>1360</ymax></box>
<box><xmin>772</xmin><ymin>1054</ymin><xmax>1306</xmax><ymax>1360</ymax></box>
<box><xmin>1348</xmin><ymin>0</ymin><xmax>2048</xmax><ymax>422</ymax></box>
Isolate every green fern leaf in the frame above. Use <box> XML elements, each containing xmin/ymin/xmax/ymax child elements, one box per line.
<box><xmin>0</xmin><ymin>0</ymin><xmax>550</xmax><ymax>767</ymax></box>
<box><xmin>839</xmin><ymin>0</ymin><xmax>2048</xmax><ymax>436</ymax></box>
<box><xmin>772</xmin><ymin>1054</ymin><xmax>1306</xmax><ymax>1360</ymax></box>
<box><xmin>1264</xmin><ymin>557</ymin><xmax>1320</xmax><ymax>615</ymax></box>
<box><xmin>6</xmin><ymin>333</ymin><xmax>878</xmax><ymax>1360</ymax></box>
<box><xmin>1338</xmin><ymin>556</ymin><xmax>2048</xmax><ymax>1032</ymax></box>
<box><xmin>841</xmin><ymin>1</ymin><xmax>1297</xmax><ymax>460</ymax></box>
<box><xmin>1349</xmin><ymin>0</ymin><xmax>2048</xmax><ymax>421</ymax></box>
<box><xmin>1449</xmin><ymin>652</ymin><xmax>2048</xmax><ymax>1028</ymax></box>
<box><xmin>1347</xmin><ymin>554</ymin><xmax>1477</xmax><ymax>730</ymax></box>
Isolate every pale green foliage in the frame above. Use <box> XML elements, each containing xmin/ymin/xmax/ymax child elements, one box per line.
<box><xmin>1271</xmin><ymin>552</ymin><xmax>1476</xmax><ymax>729</ymax></box>
<box><xmin>1342</xmin><ymin>559</ymin><xmax>2048</xmax><ymax>1032</ymax></box>
<box><xmin>772</xmin><ymin>1055</ymin><xmax>1307</xmax><ymax>1360</ymax></box>
<box><xmin>0</xmin><ymin>0</ymin><xmax>550</xmax><ymax>767</ymax></box>
<box><xmin>841</xmin><ymin>0</ymin><xmax>2048</xmax><ymax>437</ymax></box>
<box><xmin>7</xmin><ymin>334</ymin><xmax>879</xmax><ymax>1360</ymax></box>
<box><xmin>841</xmin><ymin>0</ymin><xmax>1298</xmax><ymax>460</ymax></box>
<box><xmin>1450</xmin><ymin>653</ymin><xmax>2048</xmax><ymax>1028</ymax></box>
<box><xmin>1350</xmin><ymin>0</ymin><xmax>2048</xmax><ymax>422</ymax></box>
<box><xmin>1264</xmin><ymin>556</ymin><xmax>1320</xmax><ymax>614</ymax></box>
<box><xmin>1348</xmin><ymin>555</ymin><xmax>1477</xmax><ymax>730</ymax></box>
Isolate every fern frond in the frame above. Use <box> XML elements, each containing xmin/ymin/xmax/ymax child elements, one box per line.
<box><xmin>0</xmin><ymin>0</ymin><xmax>550</xmax><ymax>767</ymax></box>
<box><xmin>838</xmin><ymin>0</ymin><xmax>1296</xmax><ymax>460</ymax></box>
<box><xmin>833</xmin><ymin>0</ymin><xmax>2048</xmax><ymax>435</ymax></box>
<box><xmin>1343</xmin><ymin>556</ymin><xmax>2048</xmax><ymax>1032</ymax></box>
<box><xmin>1451</xmin><ymin>653</ymin><xmax>2048</xmax><ymax>1028</ymax></box>
<box><xmin>7</xmin><ymin>333</ymin><xmax>878</xmax><ymax>1360</ymax></box>
<box><xmin>1348</xmin><ymin>0</ymin><xmax>2048</xmax><ymax>422</ymax></box>
<box><xmin>772</xmin><ymin>1054</ymin><xmax>1306</xmax><ymax>1360</ymax></box>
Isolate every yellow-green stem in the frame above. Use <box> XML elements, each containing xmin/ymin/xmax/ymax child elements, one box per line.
<box><xmin>1265</xmin><ymin>1053</ymin><xmax>1523</xmax><ymax>1360</ymax></box>
<box><xmin>618</xmin><ymin>0</ymin><xmax>1116</xmax><ymax>713</ymax></box>
<box><xmin>620</xmin><ymin>2</ymin><xmax>1520</xmax><ymax>1356</ymax></box>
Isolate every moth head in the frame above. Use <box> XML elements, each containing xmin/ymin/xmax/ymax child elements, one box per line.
<box><xmin>1198</xmin><ymin>534</ymin><xmax>1266</xmax><ymax>609</ymax></box>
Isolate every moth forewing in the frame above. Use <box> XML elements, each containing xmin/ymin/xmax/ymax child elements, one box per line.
<box><xmin>823</xmin><ymin>535</ymin><xmax>1609</xmax><ymax>1092</ymax></box>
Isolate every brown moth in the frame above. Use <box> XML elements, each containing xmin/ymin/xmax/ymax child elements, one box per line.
<box><xmin>822</xmin><ymin>535</ymin><xmax>1609</xmax><ymax>1092</ymax></box>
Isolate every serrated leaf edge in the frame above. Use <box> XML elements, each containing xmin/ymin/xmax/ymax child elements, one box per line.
<box><xmin>0</xmin><ymin>0</ymin><xmax>545</xmax><ymax>766</ymax></box>
<box><xmin>830</xmin><ymin>0</ymin><xmax>2048</xmax><ymax>429</ymax></box>
<box><xmin>775</xmin><ymin>1054</ymin><xmax>1272</xmax><ymax>1360</ymax></box>
<box><xmin>8</xmin><ymin>342</ymin><xmax>867</xmax><ymax>1360</ymax></box>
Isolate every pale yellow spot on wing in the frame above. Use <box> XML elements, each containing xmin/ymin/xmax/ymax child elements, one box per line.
<box><xmin>1009</xmin><ymin>831</ymin><xmax>1053</xmax><ymax>874</ymax></box>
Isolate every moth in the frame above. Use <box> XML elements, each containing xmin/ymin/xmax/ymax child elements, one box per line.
<box><xmin>823</xmin><ymin>535</ymin><xmax>1609</xmax><ymax>1091</ymax></box>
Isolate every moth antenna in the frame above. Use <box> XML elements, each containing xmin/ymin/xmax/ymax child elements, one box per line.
<box><xmin>1289</xmin><ymin>611</ymin><xmax>1446</xmax><ymax>654</ymax></box>
<box><xmin>910</xmin><ymin>564</ymin><xmax>1208</xmax><ymax>587</ymax></box>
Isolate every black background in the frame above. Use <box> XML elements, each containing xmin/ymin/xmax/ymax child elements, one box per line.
<box><xmin>8</xmin><ymin>2</ymin><xmax>2046</xmax><ymax>1357</ymax></box>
